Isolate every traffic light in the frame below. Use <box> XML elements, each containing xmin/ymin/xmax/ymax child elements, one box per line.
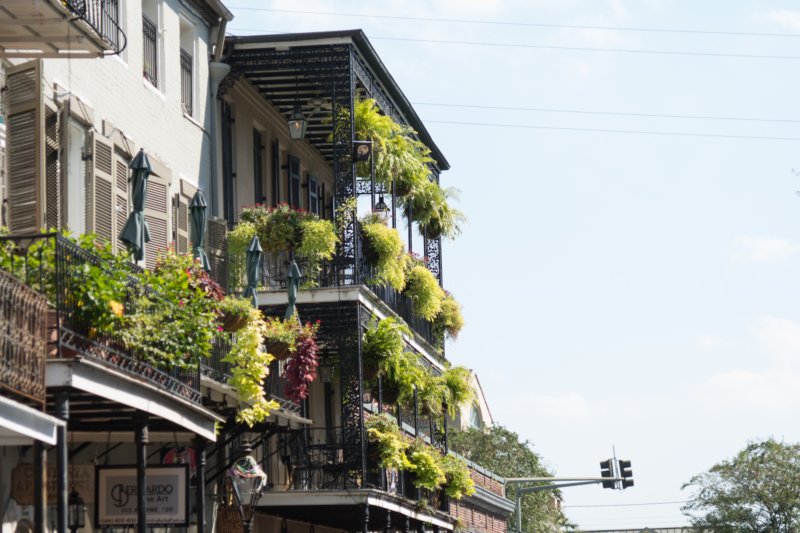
<box><xmin>600</xmin><ymin>459</ymin><xmax>615</xmax><ymax>489</ymax></box>
<box><xmin>618</xmin><ymin>459</ymin><xmax>633</xmax><ymax>489</ymax></box>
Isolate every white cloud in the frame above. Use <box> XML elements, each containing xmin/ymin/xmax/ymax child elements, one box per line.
<box><xmin>732</xmin><ymin>235</ymin><xmax>800</xmax><ymax>263</ymax></box>
<box><xmin>764</xmin><ymin>9</ymin><xmax>800</xmax><ymax>30</ymax></box>
<box><xmin>696</xmin><ymin>316</ymin><xmax>800</xmax><ymax>414</ymax></box>
<box><xmin>520</xmin><ymin>392</ymin><xmax>591</xmax><ymax>419</ymax></box>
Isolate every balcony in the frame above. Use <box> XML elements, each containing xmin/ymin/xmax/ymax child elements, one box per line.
<box><xmin>0</xmin><ymin>234</ymin><xmax>201</xmax><ymax>404</ymax></box>
<box><xmin>0</xmin><ymin>0</ymin><xmax>126</xmax><ymax>59</ymax></box>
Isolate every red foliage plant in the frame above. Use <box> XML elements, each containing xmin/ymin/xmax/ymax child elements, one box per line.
<box><xmin>283</xmin><ymin>321</ymin><xmax>320</xmax><ymax>402</ymax></box>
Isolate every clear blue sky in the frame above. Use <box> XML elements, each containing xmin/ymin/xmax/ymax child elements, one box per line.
<box><xmin>227</xmin><ymin>1</ymin><xmax>800</xmax><ymax>528</ymax></box>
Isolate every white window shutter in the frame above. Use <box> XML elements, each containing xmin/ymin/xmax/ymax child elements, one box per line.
<box><xmin>143</xmin><ymin>174</ymin><xmax>170</xmax><ymax>269</ymax></box>
<box><xmin>5</xmin><ymin>62</ymin><xmax>44</xmax><ymax>234</ymax></box>
<box><xmin>174</xmin><ymin>179</ymin><xmax>196</xmax><ymax>255</ymax></box>
<box><xmin>113</xmin><ymin>150</ymin><xmax>130</xmax><ymax>253</ymax></box>
<box><xmin>207</xmin><ymin>216</ymin><xmax>227</xmax><ymax>287</ymax></box>
<box><xmin>86</xmin><ymin>132</ymin><xmax>115</xmax><ymax>247</ymax></box>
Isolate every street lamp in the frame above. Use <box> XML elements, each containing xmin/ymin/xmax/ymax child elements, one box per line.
<box><xmin>373</xmin><ymin>195</ymin><xmax>389</xmax><ymax>215</ymax></box>
<box><xmin>227</xmin><ymin>441</ymin><xmax>267</xmax><ymax>533</ymax></box>
<box><xmin>288</xmin><ymin>103</ymin><xmax>307</xmax><ymax>141</ymax></box>
<box><xmin>68</xmin><ymin>488</ymin><xmax>85</xmax><ymax>533</ymax></box>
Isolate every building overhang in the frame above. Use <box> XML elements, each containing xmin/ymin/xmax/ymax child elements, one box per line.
<box><xmin>0</xmin><ymin>0</ymin><xmax>124</xmax><ymax>58</ymax></box>
<box><xmin>0</xmin><ymin>395</ymin><xmax>64</xmax><ymax>445</ymax></box>
<box><xmin>253</xmin><ymin>489</ymin><xmax>454</xmax><ymax>531</ymax></box>
<box><xmin>461</xmin><ymin>486</ymin><xmax>516</xmax><ymax>518</ymax></box>
<box><xmin>46</xmin><ymin>357</ymin><xmax>223</xmax><ymax>441</ymax></box>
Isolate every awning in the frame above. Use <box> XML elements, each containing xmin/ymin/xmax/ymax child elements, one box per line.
<box><xmin>0</xmin><ymin>395</ymin><xmax>64</xmax><ymax>445</ymax></box>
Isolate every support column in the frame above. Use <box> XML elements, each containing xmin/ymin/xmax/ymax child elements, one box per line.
<box><xmin>33</xmin><ymin>440</ymin><xmax>46</xmax><ymax>533</ymax></box>
<box><xmin>135</xmin><ymin>412</ymin><xmax>149</xmax><ymax>533</ymax></box>
<box><xmin>402</xmin><ymin>516</ymin><xmax>410</xmax><ymax>533</ymax></box>
<box><xmin>193</xmin><ymin>436</ymin><xmax>207</xmax><ymax>533</ymax></box>
<box><xmin>55</xmin><ymin>391</ymin><xmax>69</xmax><ymax>533</ymax></box>
<box><xmin>361</xmin><ymin>503</ymin><xmax>369</xmax><ymax>533</ymax></box>
<box><xmin>383</xmin><ymin>509</ymin><xmax>391</xmax><ymax>533</ymax></box>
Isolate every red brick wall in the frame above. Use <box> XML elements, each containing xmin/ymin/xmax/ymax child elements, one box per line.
<box><xmin>450</xmin><ymin>501</ymin><xmax>507</xmax><ymax>533</ymax></box>
<box><xmin>468</xmin><ymin>466</ymin><xmax>505</xmax><ymax>497</ymax></box>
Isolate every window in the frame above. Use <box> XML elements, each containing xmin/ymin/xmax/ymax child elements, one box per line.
<box><xmin>308</xmin><ymin>174</ymin><xmax>319</xmax><ymax>215</ymax></box>
<box><xmin>179</xmin><ymin>19</ymin><xmax>194</xmax><ymax>115</ymax></box>
<box><xmin>221</xmin><ymin>101</ymin><xmax>236</xmax><ymax>221</ymax></box>
<box><xmin>66</xmin><ymin>120</ymin><xmax>87</xmax><ymax>235</ymax></box>
<box><xmin>253</xmin><ymin>129</ymin><xmax>264</xmax><ymax>203</ymax></box>
<box><xmin>142</xmin><ymin>0</ymin><xmax>160</xmax><ymax>88</ymax></box>
<box><xmin>287</xmin><ymin>156</ymin><xmax>300</xmax><ymax>208</ymax></box>
<box><xmin>469</xmin><ymin>402</ymin><xmax>483</xmax><ymax>429</ymax></box>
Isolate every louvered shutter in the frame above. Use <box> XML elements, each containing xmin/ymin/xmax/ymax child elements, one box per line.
<box><xmin>207</xmin><ymin>216</ymin><xmax>227</xmax><ymax>286</ymax></box>
<box><xmin>44</xmin><ymin>104</ymin><xmax>62</xmax><ymax>229</ymax></box>
<box><xmin>113</xmin><ymin>150</ymin><xmax>129</xmax><ymax>253</ymax></box>
<box><xmin>143</xmin><ymin>174</ymin><xmax>170</xmax><ymax>269</ymax></box>
<box><xmin>174</xmin><ymin>179</ymin><xmax>197</xmax><ymax>255</ymax></box>
<box><xmin>86</xmin><ymin>133</ymin><xmax>115</xmax><ymax>247</ymax></box>
<box><xmin>5</xmin><ymin>62</ymin><xmax>43</xmax><ymax>234</ymax></box>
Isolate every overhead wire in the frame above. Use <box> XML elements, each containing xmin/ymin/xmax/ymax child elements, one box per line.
<box><xmin>564</xmin><ymin>499</ymin><xmax>689</xmax><ymax>508</ymax></box>
<box><xmin>227</xmin><ymin>7</ymin><xmax>800</xmax><ymax>39</ymax></box>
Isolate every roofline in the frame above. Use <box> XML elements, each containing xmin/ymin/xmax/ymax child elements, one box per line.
<box><xmin>203</xmin><ymin>0</ymin><xmax>233</xmax><ymax>21</ymax></box>
<box><xmin>226</xmin><ymin>29</ymin><xmax>450</xmax><ymax>171</ymax></box>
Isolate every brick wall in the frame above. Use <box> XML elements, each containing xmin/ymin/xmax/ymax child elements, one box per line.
<box><xmin>469</xmin><ymin>465</ymin><xmax>505</xmax><ymax>497</ymax></box>
<box><xmin>450</xmin><ymin>501</ymin><xmax>507</xmax><ymax>533</ymax></box>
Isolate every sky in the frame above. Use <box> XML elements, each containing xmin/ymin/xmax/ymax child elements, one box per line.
<box><xmin>225</xmin><ymin>1</ymin><xmax>800</xmax><ymax>529</ymax></box>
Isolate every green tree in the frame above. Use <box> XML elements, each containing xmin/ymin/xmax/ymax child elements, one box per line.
<box><xmin>449</xmin><ymin>425</ymin><xmax>569</xmax><ymax>532</ymax></box>
<box><xmin>682</xmin><ymin>438</ymin><xmax>800</xmax><ymax>532</ymax></box>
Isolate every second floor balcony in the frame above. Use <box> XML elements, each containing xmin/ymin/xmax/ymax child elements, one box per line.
<box><xmin>0</xmin><ymin>0</ymin><xmax>126</xmax><ymax>59</ymax></box>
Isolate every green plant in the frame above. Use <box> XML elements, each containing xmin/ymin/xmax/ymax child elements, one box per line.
<box><xmin>263</xmin><ymin>316</ymin><xmax>301</xmax><ymax>359</ymax></box>
<box><xmin>361</xmin><ymin>217</ymin><xmax>409</xmax><ymax>290</ymax></box>
<box><xmin>365</xmin><ymin>413</ymin><xmax>411</xmax><ymax>470</ymax></box>
<box><xmin>121</xmin><ymin>250</ymin><xmax>218</xmax><ymax>370</ymax></box>
<box><xmin>403</xmin><ymin>180</ymin><xmax>464</xmax><ymax>240</ymax></box>
<box><xmin>226</xmin><ymin>221</ymin><xmax>257</xmax><ymax>291</ymax></box>
<box><xmin>432</xmin><ymin>292</ymin><xmax>464</xmax><ymax>342</ymax></box>
<box><xmin>441</xmin><ymin>454</ymin><xmax>475</xmax><ymax>500</ymax></box>
<box><xmin>407</xmin><ymin>440</ymin><xmax>446</xmax><ymax>491</ymax></box>
<box><xmin>362</xmin><ymin>317</ymin><xmax>410</xmax><ymax>370</ymax></box>
<box><xmin>222</xmin><ymin>307</ymin><xmax>280</xmax><ymax>426</ymax></box>
<box><xmin>297</xmin><ymin>218</ymin><xmax>337</xmax><ymax>287</ymax></box>
<box><xmin>405</xmin><ymin>265</ymin><xmax>445</xmax><ymax>320</ymax></box>
<box><xmin>416</xmin><ymin>373</ymin><xmax>448</xmax><ymax>417</ymax></box>
<box><xmin>380</xmin><ymin>349</ymin><xmax>424</xmax><ymax>405</ymax></box>
<box><xmin>442</xmin><ymin>366</ymin><xmax>475</xmax><ymax>418</ymax></box>
<box><xmin>218</xmin><ymin>295</ymin><xmax>253</xmax><ymax>332</ymax></box>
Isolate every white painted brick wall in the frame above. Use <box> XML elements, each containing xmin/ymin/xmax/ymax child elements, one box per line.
<box><xmin>41</xmin><ymin>0</ymin><xmax>215</xmax><ymax>192</ymax></box>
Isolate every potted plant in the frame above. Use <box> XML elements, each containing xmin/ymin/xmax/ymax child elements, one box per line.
<box><xmin>440</xmin><ymin>454</ymin><xmax>475</xmax><ymax>500</ymax></box>
<box><xmin>407</xmin><ymin>439</ymin><xmax>446</xmax><ymax>491</ymax></box>
<box><xmin>403</xmin><ymin>180</ymin><xmax>464</xmax><ymax>240</ymax></box>
<box><xmin>379</xmin><ymin>349</ymin><xmax>423</xmax><ymax>405</ymax></box>
<box><xmin>433</xmin><ymin>293</ymin><xmax>464</xmax><ymax>340</ymax></box>
<box><xmin>365</xmin><ymin>413</ymin><xmax>411</xmax><ymax>470</ymax></box>
<box><xmin>404</xmin><ymin>264</ymin><xmax>445</xmax><ymax>321</ymax></box>
<box><xmin>218</xmin><ymin>295</ymin><xmax>252</xmax><ymax>333</ymax></box>
<box><xmin>362</xmin><ymin>317</ymin><xmax>410</xmax><ymax>380</ymax></box>
<box><xmin>442</xmin><ymin>365</ymin><xmax>475</xmax><ymax>418</ymax></box>
<box><xmin>263</xmin><ymin>316</ymin><xmax>300</xmax><ymax>361</ymax></box>
<box><xmin>283</xmin><ymin>321</ymin><xmax>320</xmax><ymax>402</ymax></box>
<box><xmin>360</xmin><ymin>214</ymin><xmax>409</xmax><ymax>291</ymax></box>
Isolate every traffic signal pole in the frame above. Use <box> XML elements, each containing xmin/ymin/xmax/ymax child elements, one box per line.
<box><xmin>505</xmin><ymin>477</ymin><xmax>624</xmax><ymax>533</ymax></box>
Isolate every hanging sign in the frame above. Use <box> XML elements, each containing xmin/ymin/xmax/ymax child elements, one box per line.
<box><xmin>96</xmin><ymin>465</ymin><xmax>189</xmax><ymax>526</ymax></box>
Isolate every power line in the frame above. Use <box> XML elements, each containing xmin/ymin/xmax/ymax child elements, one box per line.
<box><xmin>424</xmin><ymin>119</ymin><xmax>800</xmax><ymax>141</ymax></box>
<box><xmin>226</xmin><ymin>29</ymin><xmax>800</xmax><ymax>61</ymax></box>
<box><xmin>412</xmin><ymin>102</ymin><xmax>800</xmax><ymax>125</ymax></box>
<box><xmin>565</xmin><ymin>500</ymin><xmax>689</xmax><ymax>508</ymax></box>
<box><xmin>228</xmin><ymin>7</ymin><xmax>800</xmax><ymax>38</ymax></box>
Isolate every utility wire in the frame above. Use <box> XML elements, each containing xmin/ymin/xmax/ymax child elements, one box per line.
<box><xmin>227</xmin><ymin>29</ymin><xmax>800</xmax><ymax>61</ymax></box>
<box><xmin>424</xmin><ymin>119</ymin><xmax>800</xmax><ymax>141</ymax></box>
<box><xmin>564</xmin><ymin>500</ymin><xmax>689</xmax><ymax>508</ymax></box>
<box><xmin>228</xmin><ymin>7</ymin><xmax>800</xmax><ymax>38</ymax></box>
<box><xmin>413</xmin><ymin>102</ymin><xmax>800</xmax><ymax>125</ymax></box>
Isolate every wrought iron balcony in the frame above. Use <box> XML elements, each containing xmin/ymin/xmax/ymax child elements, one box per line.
<box><xmin>0</xmin><ymin>234</ymin><xmax>201</xmax><ymax>403</ymax></box>
<box><xmin>0</xmin><ymin>0</ymin><xmax>127</xmax><ymax>59</ymax></box>
<box><xmin>0</xmin><ymin>269</ymin><xmax>48</xmax><ymax>406</ymax></box>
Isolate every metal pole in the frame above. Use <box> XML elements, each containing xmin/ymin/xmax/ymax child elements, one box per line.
<box><xmin>194</xmin><ymin>436</ymin><xmax>207</xmax><ymax>533</ymax></box>
<box><xmin>55</xmin><ymin>391</ymin><xmax>69</xmax><ymax>533</ymax></box>
<box><xmin>135</xmin><ymin>412</ymin><xmax>149</xmax><ymax>533</ymax></box>
<box><xmin>33</xmin><ymin>440</ymin><xmax>46</xmax><ymax>533</ymax></box>
<box><xmin>516</xmin><ymin>493</ymin><xmax>522</xmax><ymax>533</ymax></box>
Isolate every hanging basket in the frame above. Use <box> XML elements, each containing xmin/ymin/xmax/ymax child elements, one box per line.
<box><xmin>361</xmin><ymin>233</ymin><xmax>380</xmax><ymax>265</ymax></box>
<box><xmin>267</xmin><ymin>340</ymin><xmax>293</xmax><ymax>361</ymax></box>
<box><xmin>221</xmin><ymin>311</ymin><xmax>248</xmax><ymax>333</ymax></box>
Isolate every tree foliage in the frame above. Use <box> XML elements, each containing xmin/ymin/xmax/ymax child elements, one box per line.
<box><xmin>682</xmin><ymin>438</ymin><xmax>800</xmax><ymax>532</ymax></box>
<box><xmin>449</xmin><ymin>425</ymin><xmax>569</xmax><ymax>532</ymax></box>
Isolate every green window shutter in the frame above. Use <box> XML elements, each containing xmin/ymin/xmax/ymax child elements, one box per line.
<box><xmin>207</xmin><ymin>216</ymin><xmax>227</xmax><ymax>287</ymax></box>
<box><xmin>86</xmin><ymin>132</ymin><xmax>115</xmax><ymax>247</ymax></box>
<box><xmin>5</xmin><ymin>62</ymin><xmax>43</xmax><ymax>234</ymax></box>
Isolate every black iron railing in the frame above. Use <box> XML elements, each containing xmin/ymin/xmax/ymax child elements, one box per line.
<box><xmin>180</xmin><ymin>48</ymin><xmax>193</xmax><ymax>115</ymax></box>
<box><xmin>0</xmin><ymin>269</ymin><xmax>48</xmax><ymax>406</ymax></box>
<box><xmin>0</xmin><ymin>234</ymin><xmax>201</xmax><ymax>403</ymax></box>
<box><xmin>142</xmin><ymin>14</ymin><xmax>158</xmax><ymax>87</ymax></box>
<box><xmin>201</xmin><ymin>344</ymin><xmax>302</xmax><ymax>415</ymax></box>
<box><xmin>63</xmin><ymin>0</ymin><xmax>127</xmax><ymax>54</ymax></box>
